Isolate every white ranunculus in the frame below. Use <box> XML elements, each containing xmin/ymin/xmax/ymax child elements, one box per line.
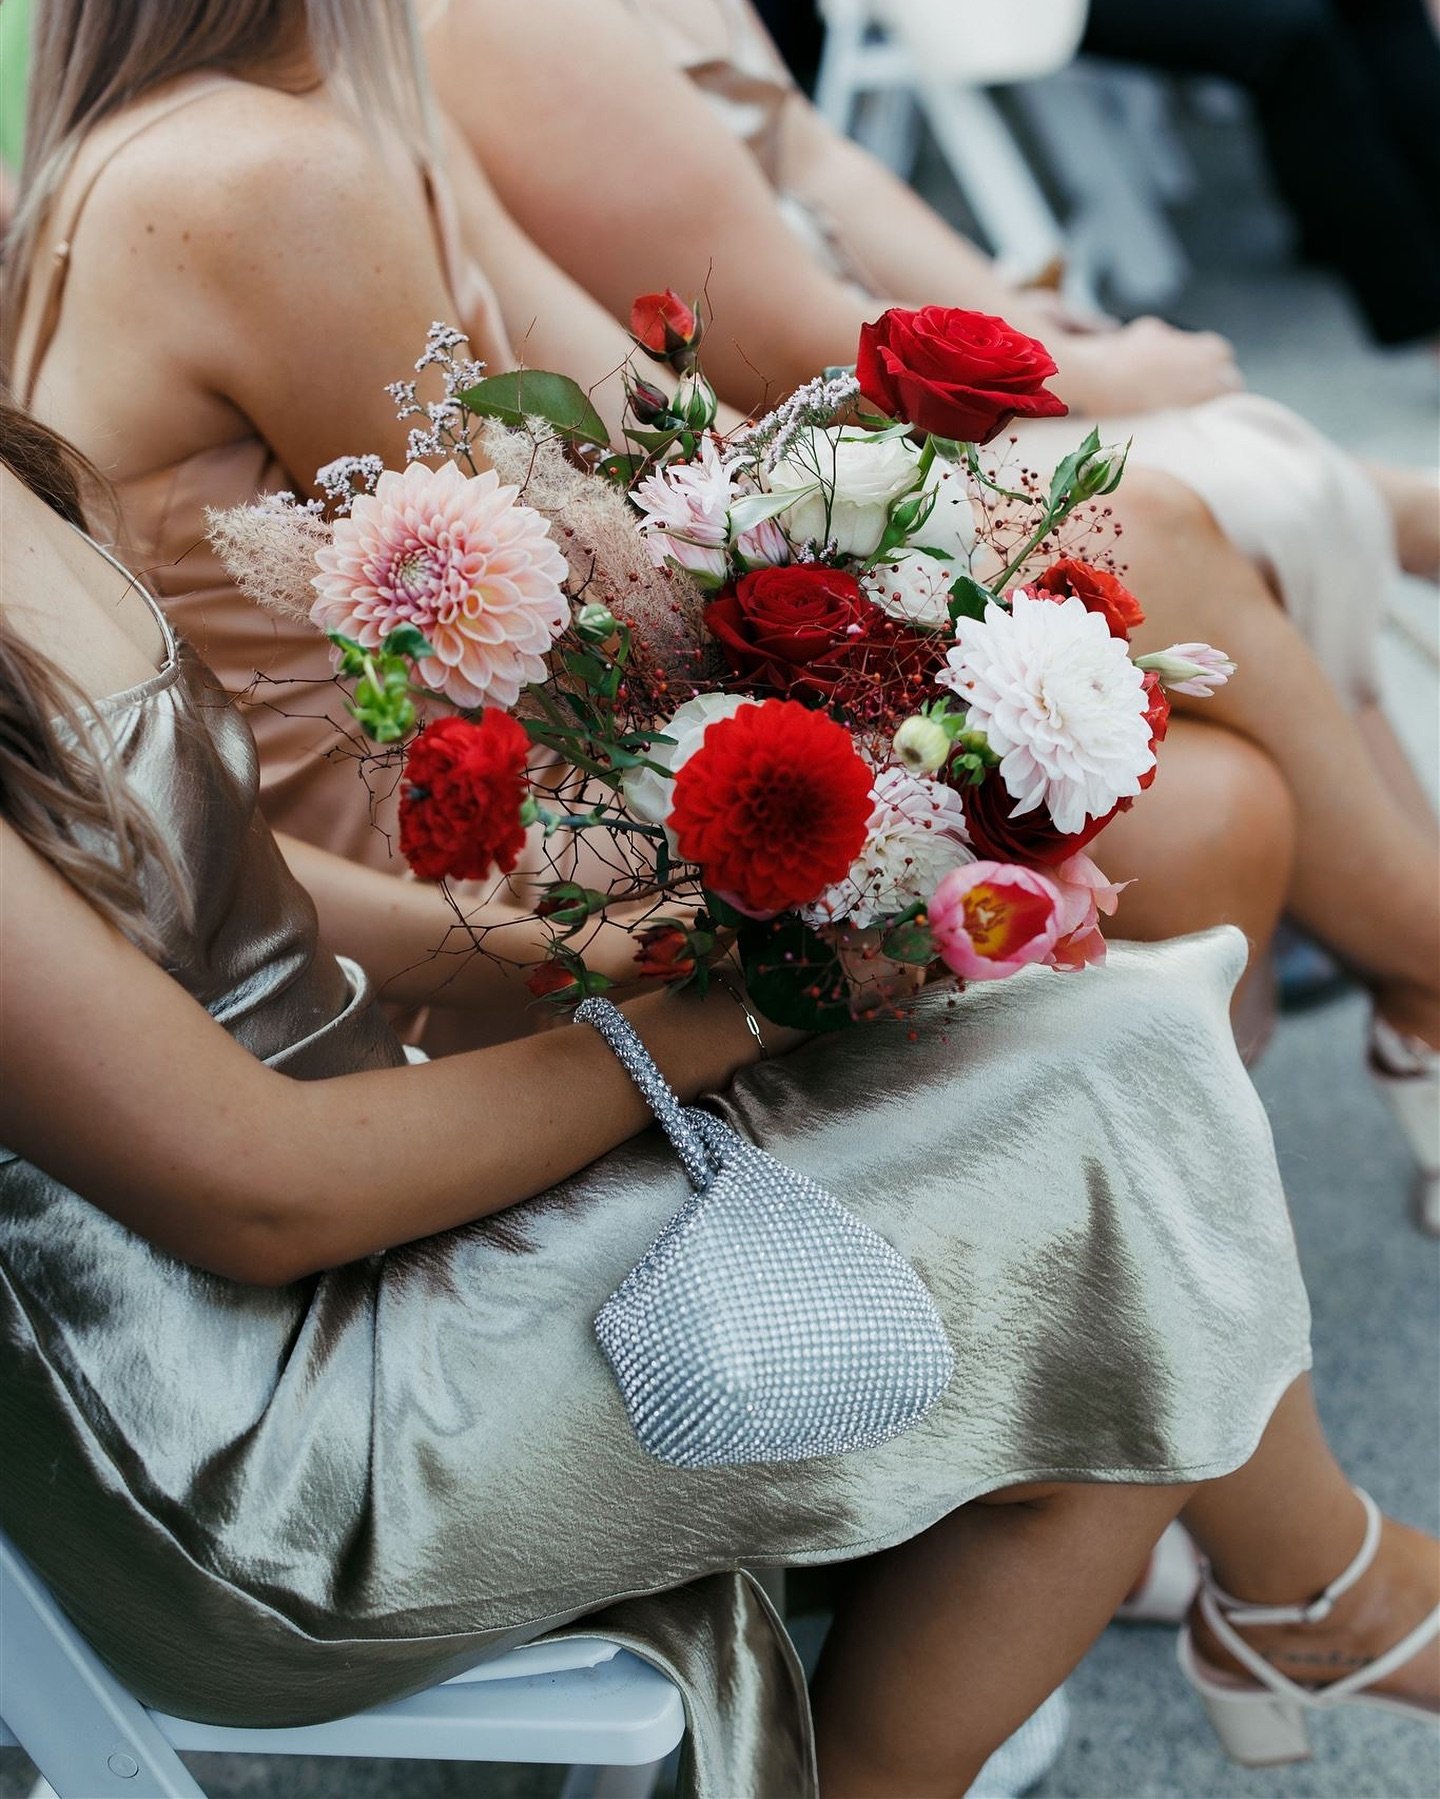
<box><xmin>801</xmin><ymin>765</ymin><xmax>974</xmax><ymax>929</ymax></box>
<box><xmin>862</xmin><ymin>549</ymin><xmax>961</xmax><ymax>629</ymax></box>
<box><xmin>622</xmin><ymin>692</ymin><xmax>753</xmax><ymax>851</ymax></box>
<box><xmin>770</xmin><ymin>427</ymin><xmax>922</xmax><ymax>560</ymax></box>
<box><xmin>911</xmin><ymin>460</ymin><xmax>979</xmax><ymax>561</ymax></box>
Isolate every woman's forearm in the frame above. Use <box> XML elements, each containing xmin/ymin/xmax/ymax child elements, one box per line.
<box><xmin>774</xmin><ymin>97</ymin><xmax>1021</xmax><ymax>315</ymax></box>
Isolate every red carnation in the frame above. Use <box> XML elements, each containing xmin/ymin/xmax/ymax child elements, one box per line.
<box><xmin>668</xmin><ymin>699</ymin><xmax>874</xmax><ymax>916</ymax></box>
<box><xmin>399</xmin><ymin>711</ymin><xmax>531</xmax><ymax>883</ymax></box>
<box><xmin>705</xmin><ymin>565</ymin><xmax>943</xmax><ymax>717</ymax></box>
<box><xmin>1033</xmin><ymin>558</ymin><xmax>1146</xmax><ymax>640</ymax></box>
<box><xmin>856</xmin><ymin>306</ymin><xmax>1067</xmax><ymax>445</ymax></box>
<box><xmin>1137</xmin><ymin>670</ymin><xmax>1170</xmax><ymax>793</ymax></box>
<box><xmin>630</xmin><ymin>289</ymin><xmax>703</xmax><ymax>365</ymax></box>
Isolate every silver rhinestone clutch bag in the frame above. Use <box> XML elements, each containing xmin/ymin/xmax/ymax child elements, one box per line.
<box><xmin>576</xmin><ymin>998</ymin><xmax>955</xmax><ymax>1469</ymax></box>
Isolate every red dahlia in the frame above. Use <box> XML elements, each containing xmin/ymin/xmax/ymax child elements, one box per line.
<box><xmin>668</xmin><ymin>699</ymin><xmax>874</xmax><ymax>917</ymax></box>
<box><xmin>399</xmin><ymin>711</ymin><xmax>531</xmax><ymax>883</ymax></box>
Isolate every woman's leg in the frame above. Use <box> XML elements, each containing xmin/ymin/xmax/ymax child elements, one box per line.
<box><xmin>1366</xmin><ymin>461</ymin><xmax>1440</xmax><ymax>582</ymax></box>
<box><xmin>1095</xmin><ymin>719</ymin><xmax>1295</xmax><ymax>1055</ymax></box>
<box><xmin>1115</xmin><ymin>472</ymin><xmax>1440</xmax><ymax>1046</ymax></box>
<box><xmin>812</xmin><ymin>1480</ymin><xmax>1192</xmax><ymax>1798</ymax></box>
<box><xmin>1182</xmin><ymin>1378</ymin><xmax>1440</xmax><ymax>1706</ymax></box>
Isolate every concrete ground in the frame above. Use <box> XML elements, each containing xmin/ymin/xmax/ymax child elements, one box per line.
<box><xmin>4</xmin><ymin>71</ymin><xmax>1437</xmax><ymax>1799</ymax></box>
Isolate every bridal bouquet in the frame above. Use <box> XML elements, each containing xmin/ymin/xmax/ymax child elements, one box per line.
<box><xmin>210</xmin><ymin>306</ymin><xmax>1233</xmax><ymax>1027</ymax></box>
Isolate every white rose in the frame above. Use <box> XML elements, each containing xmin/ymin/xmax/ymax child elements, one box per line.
<box><xmin>911</xmin><ymin>461</ymin><xmax>979</xmax><ymax>561</ymax></box>
<box><xmin>862</xmin><ymin>549</ymin><xmax>960</xmax><ymax>629</ymax></box>
<box><xmin>770</xmin><ymin>427</ymin><xmax>921</xmax><ymax>560</ymax></box>
<box><xmin>622</xmin><ymin>692</ymin><xmax>753</xmax><ymax>850</ymax></box>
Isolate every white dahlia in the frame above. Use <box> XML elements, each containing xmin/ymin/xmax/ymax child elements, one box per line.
<box><xmin>801</xmin><ymin>764</ymin><xmax>973</xmax><ymax>929</ymax></box>
<box><xmin>939</xmin><ymin>593</ymin><xmax>1155</xmax><ymax>835</ymax></box>
<box><xmin>311</xmin><ymin>460</ymin><xmax>568</xmax><ymax>711</ymax></box>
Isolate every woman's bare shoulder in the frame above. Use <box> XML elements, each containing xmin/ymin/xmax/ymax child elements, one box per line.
<box><xmin>77</xmin><ymin>83</ymin><xmax>416</xmax><ymax>274</ymax></box>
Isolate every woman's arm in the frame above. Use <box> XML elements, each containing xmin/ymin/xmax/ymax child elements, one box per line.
<box><xmin>429</xmin><ymin>0</ymin><xmax>1240</xmax><ymax>416</ymax></box>
<box><xmin>1</xmin><ymin>819</ymin><xmax>795</xmax><ymax>1287</ymax></box>
<box><xmin>427</xmin><ymin>0</ymin><xmax>872</xmax><ymax>410</ymax></box>
<box><xmin>274</xmin><ymin>831</ymin><xmax>668</xmax><ymax>1032</ymax></box>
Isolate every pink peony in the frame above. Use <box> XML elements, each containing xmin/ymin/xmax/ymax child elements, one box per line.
<box><xmin>1045</xmin><ymin>852</ymin><xmax>1128</xmax><ymax>971</ymax></box>
<box><xmin>311</xmin><ymin>460</ymin><xmax>569</xmax><ymax>711</ymax></box>
<box><xmin>929</xmin><ymin>860</ymin><xmax>1061</xmax><ymax>982</ymax></box>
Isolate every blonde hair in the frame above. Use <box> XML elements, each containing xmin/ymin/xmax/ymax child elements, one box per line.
<box><xmin>5</xmin><ymin>0</ymin><xmax>437</xmax><ymax>347</ymax></box>
<box><xmin>0</xmin><ymin>391</ymin><xmax>183</xmax><ymax>956</ymax></box>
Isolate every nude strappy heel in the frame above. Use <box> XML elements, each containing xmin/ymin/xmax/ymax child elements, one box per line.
<box><xmin>1370</xmin><ymin>1017</ymin><xmax>1440</xmax><ymax>1236</ymax></box>
<box><xmin>1177</xmin><ymin>1490</ymin><xmax>1440</xmax><ymax>1766</ymax></box>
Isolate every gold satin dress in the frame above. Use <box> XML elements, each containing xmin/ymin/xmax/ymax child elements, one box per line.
<box><xmin>0</xmin><ymin>576</ymin><xmax>1313</xmax><ymax>1797</ymax></box>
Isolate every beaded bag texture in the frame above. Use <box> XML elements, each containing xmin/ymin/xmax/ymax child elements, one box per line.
<box><xmin>576</xmin><ymin>998</ymin><xmax>955</xmax><ymax>1468</ymax></box>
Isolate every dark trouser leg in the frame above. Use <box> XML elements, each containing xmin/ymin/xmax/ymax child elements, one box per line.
<box><xmin>1083</xmin><ymin>0</ymin><xmax>1440</xmax><ymax>344</ymax></box>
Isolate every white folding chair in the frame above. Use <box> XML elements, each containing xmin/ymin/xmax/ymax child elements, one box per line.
<box><xmin>814</xmin><ymin>0</ymin><xmax>1088</xmax><ymax>289</ymax></box>
<box><xmin>0</xmin><ymin>1530</ymin><xmax>685</xmax><ymax>1799</ymax></box>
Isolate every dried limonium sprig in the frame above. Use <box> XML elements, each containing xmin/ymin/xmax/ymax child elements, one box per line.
<box><xmin>725</xmin><ymin>370</ymin><xmax>861</xmax><ymax>473</ymax></box>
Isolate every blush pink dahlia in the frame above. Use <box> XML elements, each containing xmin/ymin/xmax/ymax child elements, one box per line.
<box><xmin>311</xmin><ymin>460</ymin><xmax>568</xmax><ymax>711</ymax></box>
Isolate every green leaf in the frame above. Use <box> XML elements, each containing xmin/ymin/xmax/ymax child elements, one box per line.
<box><xmin>727</xmin><ymin>487</ymin><xmax>808</xmax><ymax>534</ymax></box>
<box><xmin>1045</xmin><ymin>427</ymin><xmax>1102</xmax><ymax>512</ymax></box>
<box><xmin>623</xmin><ymin>424</ymin><xmax>686</xmax><ymax>453</ymax></box>
<box><xmin>459</xmin><ymin>369</ymin><xmax>610</xmax><ymax>448</ymax></box>
<box><xmin>948</xmin><ymin>575</ymin><xmax>997</xmax><ymax>622</ymax></box>
<box><xmin>380</xmin><ymin>624</ymin><xmax>435</xmax><ymax>661</ymax></box>
<box><xmin>739</xmin><ymin>916</ymin><xmax>853</xmax><ymax>1033</ymax></box>
<box><xmin>701</xmin><ymin>890</ymin><xmax>744</xmax><ymax>930</ymax></box>
<box><xmin>597</xmin><ymin>453</ymin><xmax>645</xmax><ymax>486</ymax></box>
<box><xmin>880</xmin><ymin>919</ymin><xmax>935</xmax><ymax>965</ymax></box>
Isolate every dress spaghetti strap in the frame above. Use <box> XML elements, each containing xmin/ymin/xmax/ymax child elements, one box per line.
<box><xmin>16</xmin><ymin>77</ymin><xmax>235</xmax><ymax>408</ymax></box>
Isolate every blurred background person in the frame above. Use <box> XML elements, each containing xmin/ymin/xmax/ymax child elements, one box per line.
<box><xmin>1082</xmin><ymin>0</ymin><xmax>1440</xmax><ymax>349</ymax></box>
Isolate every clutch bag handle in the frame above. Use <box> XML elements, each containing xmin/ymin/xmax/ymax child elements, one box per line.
<box><xmin>575</xmin><ymin>997</ymin><xmax>719</xmax><ymax>1191</ymax></box>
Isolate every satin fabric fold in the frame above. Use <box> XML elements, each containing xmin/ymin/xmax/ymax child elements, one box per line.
<box><xmin>2</xmin><ymin>631</ymin><xmax>1311</xmax><ymax>1799</ymax></box>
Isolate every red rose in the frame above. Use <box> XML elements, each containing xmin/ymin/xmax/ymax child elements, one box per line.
<box><xmin>857</xmin><ymin>306</ymin><xmax>1067</xmax><ymax>444</ymax></box>
<box><xmin>961</xmin><ymin>775</ymin><xmax>1116</xmax><ymax>867</ymax></box>
<box><xmin>962</xmin><ymin>669</ymin><xmax>1171</xmax><ymax>856</ymax></box>
<box><xmin>630</xmin><ymin>289</ymin><xmax>703</xmax><ymax>364</ymax></box>
<box><xmin>399</xmin><ymin>711</ymin><xmax>531</xmax><ymax>883</ymax></box>
<box><xmin>705</xmin><ymin>566</ymin><xmax>942</xmax><ymax>714</ymax></box>
<box><xmin>669</xmin><ymin>699</ymin><xmax>873</xmax><ymax>916</ymax></box>
<box><xmin>633</xmin><ymin>923</ymin><xmax>697</xmax><ymax>983</ymax></box>
<box><xmin>1033</xmin><ymin>558</ymin><xmax>1146</xmax><ymax>640</ymax></box>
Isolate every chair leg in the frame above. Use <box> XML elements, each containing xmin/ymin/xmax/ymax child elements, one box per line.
<box><xmin>558</xmin><ymin>1760</ymin><xmax>668</xmax><ymax>1799</ymax></box>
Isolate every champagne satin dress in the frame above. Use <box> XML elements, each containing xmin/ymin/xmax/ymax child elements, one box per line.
<box><xmin>625</xmin><ymin>0</ymin><xmax>1397</xmax><ymax>707</ymax></box>
<box><xmin>0</xmin><ymin>553</ymin><xmax>1314</xmax><ymax>1798</ymax></box>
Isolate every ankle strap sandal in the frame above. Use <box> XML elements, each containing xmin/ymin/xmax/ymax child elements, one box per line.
<box><xmin>1177</xmin><ymin>1490</ymin><xmax>1440</xmax><ymax>1766</ymax></box>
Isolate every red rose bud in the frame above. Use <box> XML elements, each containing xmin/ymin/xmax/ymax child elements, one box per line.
<box><xmin>633</xmin><ymin>923</ymin><xmax>698</xmax><ymax>982</ymax></box>
<box><xmin>629</xmin><ymin>375</ymin><xmax>675</xmax><ymax>425</ymax></box>
<box><xmin>856</xmin><ymin>305</ymin><xmax>1066</xmax><ymax>445</ymax></box>
<box><xmin>526</xmin><ymin>959</ymin><xmax>580</xmax><ymax>999</ymax></box>
<box><xmin>1033</xmin><ymin>558</ymin><xmax>1145</xmax><ymax>639</ymax></box>
<box><xmin>630</xmin><ymin>289</ymin><xmax>704</xmax><ymax>367</ymax></box>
